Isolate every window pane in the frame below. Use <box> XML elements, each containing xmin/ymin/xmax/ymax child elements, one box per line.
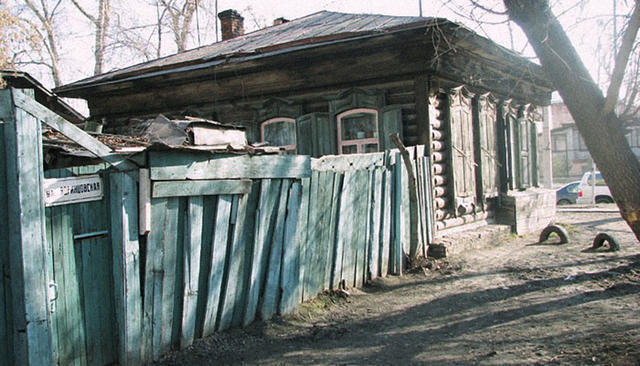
<box><xmin>341</xmin><ymin>113</ymin><xmax>377</xmax><ymax>141</ymax></box>
<box><xmin>263</xmin><ymin>120</ymin><xmax>296</xmax><ymax>147</ymax></box>
<box><xmin>363</xmin><ymin>143</ymin><xmax>378</xmax><ymax>153</ymax></box>
<box><xmin>342</xmin><ymin>145</ymin><xmax>357</xmax><ymax>154</ymax></box>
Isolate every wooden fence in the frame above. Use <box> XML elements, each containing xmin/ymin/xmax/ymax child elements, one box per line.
<box><xmin>0</xmin><ymin>87</ymin><xmax>434</xmax><ymax>365</ymax></box>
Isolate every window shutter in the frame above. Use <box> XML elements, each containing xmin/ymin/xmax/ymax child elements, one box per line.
<box><xmin>476</xmin><ymin>95</ymin><xmax>499</xmax><ymax>198</ymax></box>
<box><xmin>379</xmin><ymin>105</ymin><xmax>403</xmax><ymax>151</ymax></box>
<box><xmin>449</xmin><ymin>89</ymin><xmax>476</xmax><ymax>208</ymax></box>
<box><xmin>296</xmin><ymin>112</ymin><xmax>332</xmax><ymax>157</ymax></box>
<box><xmin>296</xmin><ymin>114</ymin><xmax>313</xmax><ymax>155</ymax></box>
<box><xmin>517</xmin><ymin>116</ymin><xmax>530</xmax><ymax>189</ymax></box>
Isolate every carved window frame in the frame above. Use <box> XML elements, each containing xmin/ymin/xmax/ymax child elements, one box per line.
<box><xmin>336</xmin><ymin>108</ymin><xmax>380</xmax><ymax>154</ymax></box>
<box><xmin>260</xmin><ymin>117</ymin><xmax>297</xmax><ymax>152</ymax></box>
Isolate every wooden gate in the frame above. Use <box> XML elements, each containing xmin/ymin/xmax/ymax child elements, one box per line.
<box><xmin>44</xmin><ymin>165</ymin><xmax>118</xmax><ymax>366</ymax></box>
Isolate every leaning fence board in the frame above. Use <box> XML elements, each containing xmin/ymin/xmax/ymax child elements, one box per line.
<box><xmin>342</xmin><ymin>172</ymin><xmax>358</xmax><ymax>288</ymax></box>
<box><xmin>0</xmin><ymin>118</ymin><xmax>9</xmax><ymax>364</ymax></box>
<box><xmin>369</xmin><ymin>169</ymin><xmax>383</xmax><ymax>279</ymax></box>
<box><xmin>170</xmin><ymin>198</ymin><xmax>186</xmax><ymax>348</ymax></box>
<box><xmin>202</xmin><ymin>195</ymin><xmax>231</xmax><ymax>336</ymax></box>
<box><xmin>260</xmin><ymin>180</ymin><xmax>291</xmax><ymax>319</ymax></box>
<box><xmin>141</xmin><ymin>198</ymin><xmax>166</xmax><ymax>360</ymax></box>
<box><xmin>2</xmin><ymin>89</ymin><xmax>54</xmax><ymax>366</ymax></box>
<box><xmin>180</xmin><ymin>196</ymin><xmax>204</xmax><ymax>348</ymax></box>
<box><xmin>303</xmin><ymin>172</ymin><xmax>321</xmax><ymax>299</ymax></box>
<box><xmin>152</xmin><ymin>180</ymin><xmax>252</xmax><ymax>198</ymax></box>
<box><xmin>194</xmin><ymin>196</ymin><xmax>216</xmax><ymax>340</ymax></box>
<box><xmin>243</xmin><ymin>180</ymin><xmax>281</xmax><ymax>325</ymax></box>
<box><xmin>323</xmin><ymin>172</ymin><xmax>341</xmax><ymax>289</ymax></box>
<box><xmin>279</xmin><ymin>181</ymin><xmax>302</xmax><ymax>314</ymax></box>
<box><xmin>159</xmin><ymin>198</ymin><xmax>181</xmax><ymax>354</ymax></box>
<box><xmin>110</xmin><ymin>171</ymin><xmax>142</xmax><ymax>365</ymax></box>
<box><xmin>332</xmin><ymin>172</ymin><xmax>352</xmax><ymax>289</ymax></box>
<box><xmin>218</xmin><ymin>194</ymin><xmax>251</xmax><ymax>330</ymax></box>
<box><xmin>150</xmin><ymin>151</ymin><xmax>311</xmax><ymax>180</ymax></box>
<box><xmin>393</xmin><ymin>156</ymin><xmax>403</xmax><ymax>275</ymax></box>
<box><xmin>380</xmin><ymin>170</ymin><xmax>392</xmax><ymax>277</ymax></box>
<box><xmin>314</xmin><ymin>171</ymin><xmax>333</xmax><ymax>293</ymax></box>
<box><xmin>294</xmin><ymin>178</ymin><xmax>311</xmax><ymax>301</ymax></box>
<box><xmin>235</xmin><ymin>184</ymin><xmax>260</xmax><ymax>327</ymax></box>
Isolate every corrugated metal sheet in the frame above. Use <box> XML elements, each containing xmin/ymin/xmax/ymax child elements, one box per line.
<box><xmin>57</xmin><ymin>11</ymin><xmax>433</xmax><ymax>91</ymax></box>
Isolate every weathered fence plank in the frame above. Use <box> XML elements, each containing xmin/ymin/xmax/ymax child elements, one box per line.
<box><xmin>2</xmin><ymin>89</ymin><xmax>54</xmax><ymax>366</ymax></box>
<box><xmin>159</xmin><ymin>197</ymin><xmax>182</xmax><ymax>353</ymax></box>
<box><xmin>260</xmin><ymin>180</ymin><xmax>291</xmax><ymax>319</ymax></box>
<box><xmin>0</xmin><ymin>115</ymin><xmax>9</xmax><ymax>365</ymax></box>
<box><xmin>380</xmin><ymin>169</ymin><xmax>392</xmax><ymax>277</ymax></box>
<box><xmin>110</xmin><ymin>170</ymin><xmax>142</xmax><ymax>365</ymax></box>
<box><xmin>180</xmin><ymin>196</ymin><xmax>204</xmax><ymax>348</ymax></box>
<box><xmin>152</xmin><ymin>180</ymin><xmax>252</xmax><ymax>198</ymax></box>
<box><xmin>194</xmin><ymin>196</ymin><xmax>216</xmax><ymax>340</ymax></box>
<box><xmin>394</xmin><ymin>156</ymin><xmax>405</xmax><ymax>275</ymax></box>
<box><xmin>323</xmin><ymin>172</ymin><xmax>341</xmax><ymax>289</ymax></box>
<box><xmin>294</xmin><ymin>178</ymin><xmax>311</xmax><ymax>301</ymax></box>
<box><xmin>369</xmin><ymin>168</ymin><xmax>383</xmax><ymax>279</ymax></box>
<box><xmin>279</xmin><ymin>181</ymin><xmax>302</xmax><ymax>314</ymax></box>
<box><xmin>219</xmin><ymin>193</ymin><xmax>252</xmax><ymax>330</ymax></box>
<box><xmin>142</xmin><ymin>198</ymin><xmax>167</xmax><ymax>360</ymax></box>
<box><xmin>202</xmin><ymin>195</ymin><xmax>231</xmax><ymax>336</ymax></box>
<box><xmin>244</xmin><ymin>180</ymin><xmax>281</xmax><ymax>325</ymax></box>
<box><xmin>150</xmin><ymin>152</ymin><xmax>311</xmax><ymax>180</ymax></box>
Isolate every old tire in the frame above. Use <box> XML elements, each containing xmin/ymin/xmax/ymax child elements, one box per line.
<box><xmin>595</xmin><ymin>196</ymin><xmax>614</xmax><ymax>204</ymax></box>
<box><xmin>538</xmin><ymin>224</ymin><xmax>569</xmax><ymax>244</ymax></box>
<box><xmin>591</xmin><ymin>232</ymin><xmax>620</xmax><ymax>251</ymax></box>
<box><xmin>557</xmin><ymin>199</ymin><xmax>572</xmax><ymax>205</ymax></box>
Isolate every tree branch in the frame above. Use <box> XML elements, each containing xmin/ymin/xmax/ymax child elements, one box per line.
<box><xmin>603</xmin><ymin>0</ymin><xmax>640</xmax><ymax>116</ymax></box>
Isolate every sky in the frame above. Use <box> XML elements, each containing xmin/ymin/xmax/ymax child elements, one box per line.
<box><xmin>19</xmin><ymin>0</ymin><xmax>623</xmax><ymax>112</ymax></box>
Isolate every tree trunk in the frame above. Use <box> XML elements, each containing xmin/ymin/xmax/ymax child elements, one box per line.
<box><xmin>503</xmin><ymin>0</ymin><xmax>640</xmax><ymax>242</ymax></box>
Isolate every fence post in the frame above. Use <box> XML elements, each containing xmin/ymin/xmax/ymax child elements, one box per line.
<box><xmin>110</xmin><ymin>170</ymin><xmax>142</xmax><ymax>365</ymax></box>
<box><xmin>0</xmin><ymin>89</ymin><xmax>54</xmax><ymax>365</ymax></box>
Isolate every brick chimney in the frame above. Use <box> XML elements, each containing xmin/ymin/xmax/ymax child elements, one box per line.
<box><xmin>273</xmin><ymin>17</ymin><xmax>289</xmax><ymax>26</ymax></box>
<box><xmin>218</xmin><ymin>9</ymin><xmax>244</xmax><ymax>41</ymax></box>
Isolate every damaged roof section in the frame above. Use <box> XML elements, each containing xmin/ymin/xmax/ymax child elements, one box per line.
<box><xmin>43</xmin><ymin>114</ymin><xmax>282</xmax><ymax>169</ymax></box>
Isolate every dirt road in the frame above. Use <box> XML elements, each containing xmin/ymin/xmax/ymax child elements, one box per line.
<box><xmin>156</xmin><ymin>210</ymin><xmax>640</xmax><ymax>365</ymax></box>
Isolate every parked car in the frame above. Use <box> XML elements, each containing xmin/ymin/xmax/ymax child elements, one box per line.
<box><xmin>556</xmin><ymin>181</ymin><xmax>580</xmax><ymax>205</ymax></box>
<box><xmin>576</xmin><ymin>171</ymin><xmax>614</xmax><ymax>204</ymax></box>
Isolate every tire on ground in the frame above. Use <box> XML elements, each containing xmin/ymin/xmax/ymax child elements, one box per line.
<box><xmin>591</xmin><ymin>232</ymin><xmax>620</xmax><ymax>251</ymax></box>
<box><xmin>538</xmin><ymin>224</ymin><xmax>569</xmax><ymax>244</ymax></box>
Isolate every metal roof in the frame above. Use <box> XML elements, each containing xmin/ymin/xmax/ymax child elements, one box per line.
<box><xmin>56</xmin><ymin>11</ymin><xmax>437</xmax><ymax>92</ymax></box>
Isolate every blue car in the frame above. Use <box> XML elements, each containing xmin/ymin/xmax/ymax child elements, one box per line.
<box><xmin>556</xmin><ymin>181</ymin><xmax>580</xmax><ymax>205</ymax></box>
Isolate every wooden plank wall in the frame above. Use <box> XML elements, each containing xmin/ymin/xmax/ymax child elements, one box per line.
<box><xmin>136</xmin><ymin>147</ymin><xmax>432</xmax><ymax>363</ymax></box>
<box><xmin>31</xmin><ymin>145</ymin><xmax>431</xmax><ymax>365</ymax></box>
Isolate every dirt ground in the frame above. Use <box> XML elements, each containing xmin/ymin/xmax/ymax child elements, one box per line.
<box><xmin>155</xmin><ymin>209</ymin><xmax>640</xmax><ymax>365</ymax></box>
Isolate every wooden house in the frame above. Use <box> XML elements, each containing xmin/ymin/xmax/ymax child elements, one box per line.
<box><xmin>56</xmin><ymin>10</ymin><xmax>556</xmax><ymax>235</ymax></box>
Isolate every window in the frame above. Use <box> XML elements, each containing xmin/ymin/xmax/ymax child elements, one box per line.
<box><xmin>337</xmin><ymin>108</ymin><xmax>379</xmax><ymax>154</ymax></box>
<box><xmin>261</xmin><ymin>117</ymin><xmax>296</xmax><ymax>153</ymax></box>
<box><xmin>552</xmin><ymin>135</ymin><xmax>567</xmax><ymax>151</ymax></box>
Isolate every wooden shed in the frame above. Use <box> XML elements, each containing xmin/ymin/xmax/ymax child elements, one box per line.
<box><xmin>56</xmin><ymin>10</ymin><xmax>556</xmax><ymax>236</ymax></box>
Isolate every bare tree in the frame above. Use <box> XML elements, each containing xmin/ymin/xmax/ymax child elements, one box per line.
<box><xmin>501</xmin><ymin>0</ymin><xmax>640</xmax><ymax>241</ymax></box>
<box><xmin>17</xmin><ymin>0</ymin><xmax>64</xmax><ymax>86</ymax></box>
<box><xmin>158</xmin><ymin>0</ymin><xmax>201</xmax><ymax>53</ymax></box>
<box><xmin>69</xmin><ymin>0</ymin><xmax>111</xmax><ymax>75</ymax></box>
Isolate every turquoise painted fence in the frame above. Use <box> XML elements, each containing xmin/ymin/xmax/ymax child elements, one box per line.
<box><xmin>0</xmin><ymin>87</ymin><xmax>434</xmax><ymax>365</ymax></box>
<box><xmin>135</xmin><ymin>148</ymin><xmax>434</xmax><ymax>363</ymax></box>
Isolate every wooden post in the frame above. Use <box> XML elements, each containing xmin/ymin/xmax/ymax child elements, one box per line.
<box><xmin>391</xmin><ymin>134</ymin><xmax>421</xmax><ymax>264</ymax></box>
<box><xmin>110</xmin><ymin>171</ymin><xmax>142</xmax><ymax>365</ymax></box>
<box><xmin>0</xmin><ymin>89</ymin><xmax>54</xmax><ymax>366</ymax></box>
